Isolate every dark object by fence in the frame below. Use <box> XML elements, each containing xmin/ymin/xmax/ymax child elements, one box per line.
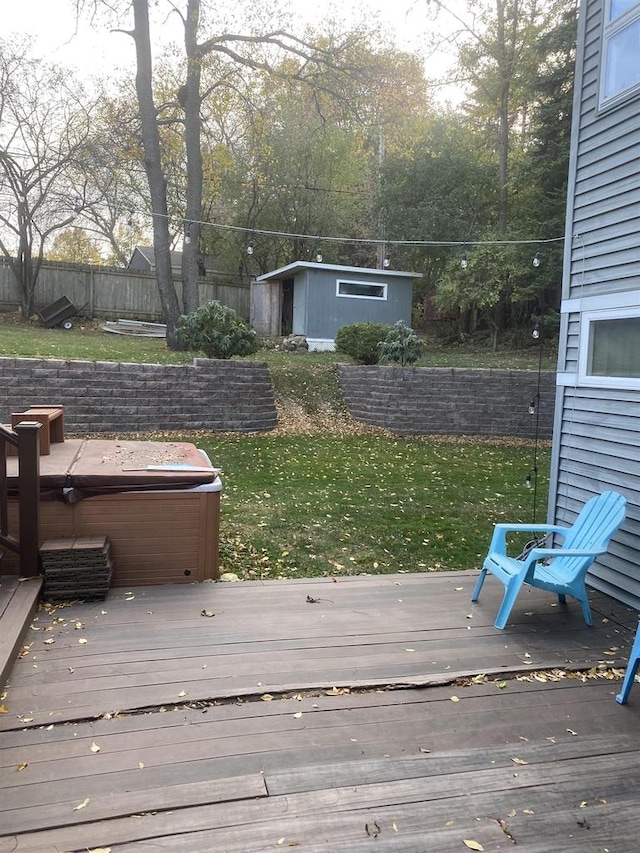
<box><xmin>38</xmin><ymin>296</ymin><xmax>77</xmax><ymax>329</ymax></box>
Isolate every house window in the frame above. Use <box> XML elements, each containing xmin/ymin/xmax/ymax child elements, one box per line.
<box><xmin>336</xmin><ymin>279</ymin><xmax>387</xmax><ymax>300</ymax></box>
<box><xmin>601</xmin><ymin>0</ymin><xmax>640</xmax><ymax>105</ymax></box>
<box><xmin>579</xmin><ymin>307</ymin><xmax>640</xmax><ymax>387</ymax></box>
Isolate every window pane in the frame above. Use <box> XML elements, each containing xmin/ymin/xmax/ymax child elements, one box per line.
<box><xmin>604</xmin><ymin>19</ymin><xmax>640</xmax><ymax>99</ymax></box>
<box><xmin>588</xmin><ymin>317</ymin><xmax>640</xmax><ymax>377</ymax></box>
<box><xmin>337</xmin><ymin>281</ymin><xmax>386</xmax><ymax>299</ymax></box>
<box><xmin>610</xmin><ymin>0</ymin><xmax>638</xmax><ymax>20</ymax></box>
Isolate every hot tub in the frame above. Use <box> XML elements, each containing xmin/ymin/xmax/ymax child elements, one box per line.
<box><xmin>4</xmin><ymin>439</ymin><xmax>222</xmax><ymax>585</ymax></box>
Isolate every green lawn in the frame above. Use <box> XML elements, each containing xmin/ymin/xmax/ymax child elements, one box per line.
<box><xmin>203</xmin><ymin>433</ymin><xmax>550</xmax><ymax>579</ymax></box>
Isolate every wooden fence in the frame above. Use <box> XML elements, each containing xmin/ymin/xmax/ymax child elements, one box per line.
<box><xmin>0</xmin><ymin>258</ymin><xmax>250</xmax><ymax>322</ymax></box>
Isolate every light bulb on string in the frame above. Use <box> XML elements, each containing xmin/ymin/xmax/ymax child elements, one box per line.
<box><xmin>525</xmin><ymin>472</ymin><xmax>532</xmax><ymax>488</ymax></box>
<box><xmin>246</xmin><ymin>241</ymin><xmax>254</xmax><ymax>256</ymax></box>
<box><xmin>461</xmin><ymin>252</ymin><xmax>468</xmax><ymax>270</ymax></box>
<box><xmin>528</xmin><ymin>399</ymin><xmax>536</xmax><ymax>415</ymax></box>
<box><xmin>532</xmin><ymin>323</ymin><xmax>540</xmax><ymax>340</ymax></box>
<box><xmin>383</xmin><ymin>255</ymin><xmax>390</xmax><ymax>268</ymax></box>
<box><xmin>315</xmin><ymin>248</ymin><xmax>323</xmax><ymax>263</ymax></box>
<box><xmin>532</xmin><ymin>253</ymin><xmax>541</xmax><ymax>267</ymax></box>
<box><xmin>184</xmin><ymin>222</ymin><xmax>191</xmax><ymax>245</ymax></box>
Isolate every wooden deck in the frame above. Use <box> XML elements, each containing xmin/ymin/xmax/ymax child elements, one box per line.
<box><xmin>1</xmin><ymin>571</ymin><xmax>639</xmax><ymax>851</ymax></box>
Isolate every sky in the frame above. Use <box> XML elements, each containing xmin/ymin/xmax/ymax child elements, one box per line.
<box><xmin>3</xmin><ymin>0</ymin><xmax>463</xmax><ymax>103</ymax></box>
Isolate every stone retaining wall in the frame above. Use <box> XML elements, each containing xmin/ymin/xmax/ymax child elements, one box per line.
<box><xmin>0</xmin><ymin>357</ymin><xmax>277</xmax><ymax>434</ymax></box>
<box><xmin>337</xmin><ymin>364</ymin><xmax>556</xmax><ymax>439</ymax></box>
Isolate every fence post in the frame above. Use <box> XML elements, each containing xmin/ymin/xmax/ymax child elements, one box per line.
<box><xmin>14</xmin><ymin>422</ymin><xmax>41</xmax><ymax>577</ymax></box>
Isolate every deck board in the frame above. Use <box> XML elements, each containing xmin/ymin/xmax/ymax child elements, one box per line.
<box><xmin>1</xmin><ymin>572</ymin><xmax>639</xmax><ymax>851</ymax></box>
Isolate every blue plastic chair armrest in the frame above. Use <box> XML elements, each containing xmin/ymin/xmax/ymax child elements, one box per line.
<box><xmin>488</xmin><ymin>524</ymin><xmax>566</xmax><ymax>556</ymax></box>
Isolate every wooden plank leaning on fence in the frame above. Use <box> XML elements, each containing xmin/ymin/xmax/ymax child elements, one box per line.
<box><xmin>0</xmin><ymin>421</ymin><xmax>41</xmax><ymax>577</ymax></box>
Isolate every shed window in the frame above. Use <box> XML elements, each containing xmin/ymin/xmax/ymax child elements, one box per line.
<box><xmin>579</xmin><ymin>308</ymin><xmax>640</xmax><ymax>387</ymax></box>
<box><xmin>601</xmin><ymin>0</ymin><xmax>640</xmax><ymax>105</ymax></box>
<box><xmin>336</xmin><ymin>279</ymin><xmax>387</xmax><ymax>300</ymax></box>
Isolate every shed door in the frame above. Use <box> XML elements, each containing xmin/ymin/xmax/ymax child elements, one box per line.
<box><xmin>281</xmin><ymin>278</ymin><xmax>294</xmax><ymax>335</ymax></box>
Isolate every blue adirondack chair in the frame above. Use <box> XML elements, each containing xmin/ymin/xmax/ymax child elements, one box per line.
<box><xmin>616</xmin><ymin>620</ymin><xmax>640</xmax><ymax>705</ymax></box>
<box><xmin>472</xmin><ymin>490</ymin><xmax>626</xmax><ymax>630</ymax></box>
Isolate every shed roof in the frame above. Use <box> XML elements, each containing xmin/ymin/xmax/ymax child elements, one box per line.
<box><xmin>256</xmin><ymin>261</ymin><xmax>422</xmax><ymax>282</ymax></box>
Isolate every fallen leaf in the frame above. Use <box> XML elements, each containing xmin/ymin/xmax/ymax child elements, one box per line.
<box><xmin>419</xmin><ymin>747</ymin><xmax>431</xmax><ymax>753</ymax></box>
<box><xmin>88</xmin><ymin>848</ymin><xmax>111</xmax><ymax>853</ymax></box>
<box><xmin>16</xmin><ymin>762</ymin><xmax>28</xmax><ymax>771</ymax></box>
<box><xmin>18</xmin><ymin>716</ymin><xmax>33</xmax><ymax>723</ymax></box>
<box><xmin>511</xmin><ymin>757</ymin><xmax>528</xmax><ymax>766</ymax></box>
<box><xmin>90</xmin><ymin>742</ymin><xmax>101</xmax><ymax>753</ymax></box>
<box><xmin>0</xmin><ymin>705</ymin><xmax>8</xmax><ymax>714</ymax></box>
<box><xmin>508</xmin><ymin>809</ymin><xmax>517</xmax><ymax>818</ymax></box>
<box><xmin>74</xmin><ymin>798</ymin><xmax>90</xmax><ymax>811</ymax></box>
<box><xmin>178</xmin><ymin>691</ymin><xmax>187</xmax><ymax>698</ymax></box>
<box><xmin>138</xmin><ymin>762</ymin><xmax>145</xmax><ymax>770</ymax></box>
<box><xmin>579</xmin><ymin>801</ymin><xmax>588</xmax><ymax>808</ymax></box>
<box><xmin>454</xmin><ymin>587</ymin><xmax>464</xmax><ymax>591</ymax></box>
<box><xmin>261</xmin><ymin>694</ymin><xmax>274</xmax><ymax>701</ymax></box>
<box><xmin>523</xmin><ymin>809</ymin><xmax>535</xmax><ymax>815</ymax></box>
<box><xmin>463</xmin><ymin>840</ymin><xmax>484</xmax><ymax>851</ymax></box>
<box><xmin>405</xmin><ymin>648</ymin><xmax>416</xmax><ymax>652</ymax></box>
<box><xmin>392</xmin><ymin>822</ymin><xmax>398</xmax><ymax>832</ymax></box>
<box><xmin>495</xmin><ymin>680</ymin><xmax>507</xmax><ymax>689</ymax></box>
<box><xmin>200</xmin><ymin>609</ymin><xmax>215</xmax><ymax>618</ymax></box>
<box><xmin>78</xmin><ymin>639</ymin><xmax>88</xmax><ymax>645</ymax></box>
<box><xmin>567</xmin><ymin>728</ymin><xmax>578</xmax><ymax>736</ymax></box>
<box><xmin>365</xmin><ymin>821</ymin><xmax>381</xmax><ymax>838</ymax></box>
<box><xmin>43</xmin><ymin>638</ymin><xmax>55</xmax><ymax>645</ymax></box>
<box><xmin>293</xmin><ymin>711</ymin><xmax>302</xmax><ymax>719</ymax></box>
<box><xmin>74</xmin><ymin>621</ymin><xmax>84</xmax><ymax>630</ymax></box>
<box><xmin>450</xmin><ymin>696</ymin><xmax>460</xmax><ymax>703</ymax></box>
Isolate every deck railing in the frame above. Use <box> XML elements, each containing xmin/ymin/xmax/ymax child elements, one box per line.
<box><xmin>0</xmin><ymin>421</ymin><xmax>41</xmax><ymax>577</ymax></box>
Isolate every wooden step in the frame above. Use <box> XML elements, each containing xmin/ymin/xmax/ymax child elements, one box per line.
<box><xmin>0</xmin><ymin>575</ymin><xmax>42</xmax><ymax>690</ymax></box>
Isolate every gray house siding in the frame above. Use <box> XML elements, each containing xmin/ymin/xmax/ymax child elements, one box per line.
<box><xmin>550</xmin><ymin>0</ymin><xmax>640</xmax><ymax>608</ymax></box>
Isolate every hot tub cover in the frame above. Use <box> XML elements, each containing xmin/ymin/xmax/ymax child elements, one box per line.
<box><xmin>6</xmin><ymin>439</ymin><xmax>218</xmax><ymax>502</ymax></box>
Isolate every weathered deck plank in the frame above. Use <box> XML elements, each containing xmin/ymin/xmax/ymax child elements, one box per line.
<box><xmin>1</xmin><ymin>572</ymin><xmax>634</xmax><ymax>729</ymax></box>
<box><xmin>1</xmin><ymin>572</ymin><xmax>639</xmax><ymax>851</ymax></box>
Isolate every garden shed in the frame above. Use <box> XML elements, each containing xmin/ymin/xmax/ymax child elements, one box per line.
<box><xmin>251</xmin><ymin>261</ymin><xmax>420</xmax><ymax>350</ymax></box>
<box><xmin>549</xmin><ymin>0</ymin><xmax>640</xmax><ymax>608</ymax></box>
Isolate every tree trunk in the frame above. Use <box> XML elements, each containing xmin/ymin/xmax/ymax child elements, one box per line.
<box><xmin>131</xmin><ymin>0</ymin><xmax>183</xmax><ymax>348</ymax></box>
<box><xmin>181</xmin><ymin>0</ymin><xmax>204</xmax><ymax>315</ymax></box>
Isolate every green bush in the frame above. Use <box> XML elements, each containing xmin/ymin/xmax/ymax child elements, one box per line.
<box><xmin>378</xmin><ymin>320</ymin><xmax>425</xmax><ymax>366</ymax></box>
<box><xmin>176</xmin><ymin>301</ymin><xmax>258</xmax><ymax>360</ymax></box>
<box><xmin>335</xmin><ymin>322</ymin><xmax>390</xmax><ymax>364</ymax></box>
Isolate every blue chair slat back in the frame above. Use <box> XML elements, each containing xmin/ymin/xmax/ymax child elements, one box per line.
<box><xmin>550</xmin><ymin>491</ymin><xmax>627</xmax><ymax>582</ymax></box>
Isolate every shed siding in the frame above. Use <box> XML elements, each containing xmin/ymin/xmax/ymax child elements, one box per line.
<box><xmin>300</xmin><ymin>270</ymin><xmax>412</xmax><ymax>340</ymax></box>
<box><xmin>551</xmin><ymin>0</ymin><xmax>640</xmax><ymax>608</ymax></box>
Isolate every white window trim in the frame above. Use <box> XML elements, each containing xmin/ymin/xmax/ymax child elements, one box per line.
<box><xmin>599</xmin><ymin>0</ymin><xmax>640</xmax><ymax>108</ymax></box>
<box><xmin>578</xmin><ymin>305</ymin><xmax>640</xmax><ymax>389</ymax></box>
<box><xmin>336</xmin><ymin>278</ymin><xmax>388</xmax><ymax>301</ymax></box>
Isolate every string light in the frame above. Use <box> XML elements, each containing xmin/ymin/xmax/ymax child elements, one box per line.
<box><xmin>184</xmin><ymin>221</ymin><xmax>191</xmax><ymax>245</ymax></box>
<box><xmin>315</xmin><ymin>247</ymin><xmax>323</xmax><ymax>263</ymax></box>
<box><xmin>461</xmin><ymin>252</ymin><xmax>468</xmax><ymax>269</ymax></box>
<box><xmin>383</xmin><ymin>255</ymin><xmax>390</xmax><ymax>268</ymax></box>
<box><xmin>160</xmin><ymin>211</ymin><xmax>564</xmax><ymax>252</ymax></box>
<box><xmin>246</xmin><ymin>240</ymin><xmax>254</xmax><ymax>256</ymax></box>
<box><xmin>532</xmin><ymin>323</ymin><xmax>540</xmax><ymax>340</ymax></box>
<box><xmin>528</xmin><ymin>399</ymin><xmax>537</xmax><ymax>415</ymax></box>
<box><xmin>532</xmin><ymin>253</ymin><xmax>541</xmax><ymax>267</ymax></box>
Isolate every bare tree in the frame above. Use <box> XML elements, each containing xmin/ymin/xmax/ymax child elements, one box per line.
<box><xmin>0</xmin><ymin>43</ymin><xmax>94</xmax><ymax>318</ymax></box>
<box><xmin>76</xmin><ymin>0</ymin><xmax>368</xmax><ymax>346</ymax></box>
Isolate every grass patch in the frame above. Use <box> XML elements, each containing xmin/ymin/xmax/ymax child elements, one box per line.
<box><xmin>202</xmin><ymin>433</ymin><xmax>550</xmax><ymax>580</ymax></box>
